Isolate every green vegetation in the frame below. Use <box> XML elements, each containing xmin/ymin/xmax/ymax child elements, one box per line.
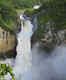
<box><xmin>33</xmin><ymin>0</ymin><xmax>66</xmax><ymax>40</ymax></box>
<box><xmin>0</xmin><ymin>0</ymin><xmax>38</xmax><ymax>32</ymax></box>
<box><xmin>0</xmin><ymin>0</ymin><xmax>17</xmax><ymax>32</ymax></box>
<box><xmin>12</xmin><ymin>0</ymin><xmax>34</xmax><ymax>9</ymax></box>
<box><xmin>40</xmin><ymin>0</ymin><xmax>66</xmax><ymax>30</ymax></box>
<box><xmin>0</xmin><ymin>64</ymin><xmax>15</xmax><ymax>80</ymax></box>
<box><xmin>24</xmin><ymin>8</ymin><xmax>34</xmax><ymax>17</ymax></box>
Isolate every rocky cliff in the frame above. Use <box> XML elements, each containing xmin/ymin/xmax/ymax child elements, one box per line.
<box><xmin>0</xmin><ymin>27</ymin><xmax>17</xmax><ymax>59</ymax></box>
<box><xmin>31</xmin><ymin>22</ymin><xmax>66</xmax><ymax>52</ymax></box>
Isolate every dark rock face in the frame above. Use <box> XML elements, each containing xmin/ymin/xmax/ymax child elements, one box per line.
<box><xmin>0</xmin><ymin>39</ymin><xmax>17</xmax><ymax>59</ymax></box>
<box><xmin>16</xmin><ymin>22</ymin><xmax>21</xmax><ymax>33</ymax></box>
<box><xmin>31</xmin><ymin>31</ymin><xmax>38</xmax><ymax>48</ymax></box>
<box><xmin>41</xmin><ymin>24</ymin><xmax>66</xmax><ymax>52</ymax></box>
<box><xmin>31</xmin><ymin>22</ymin><xmax>66</xmax><ymax>52</ymax></box>
<box><xmin>0</xmin><ymin>47</ymin><xmax>17</xmax><ymax>59</ymax></box>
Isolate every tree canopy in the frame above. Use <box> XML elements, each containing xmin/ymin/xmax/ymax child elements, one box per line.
<box><xmin>0</xmin><ymin>0</ymin><xmax>36</xmax><ymax>31</ymax></box>
<box><xmin>0</xmin><ymin>0</ymin><xmax>17</xmax><ymax>32</ymax></box>
<box><xmin>12</xmin><ymin>0</ymin><xmax>34</xmax><ymax>9</ymax></box>
<box><xmin>38</xmin><ymin>0</ymin><xmax>66</xmax><ymax>29</ymax></box>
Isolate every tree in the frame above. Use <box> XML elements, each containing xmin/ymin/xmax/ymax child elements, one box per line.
<box><xmin>39</xmin><ymin>0</ymin><xmax>66</xmax><ymax>29</ymax></box>
<box><xmin>0</xmin><ymin>0</ymin><xmax>17</xmax><ymax>32</ymax></box>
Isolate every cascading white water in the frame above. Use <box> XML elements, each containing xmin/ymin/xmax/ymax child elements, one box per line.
<box><xmin>14</xmin><ymin>17</ymin><xmax>33</xmax><ymax>79</ymax></box>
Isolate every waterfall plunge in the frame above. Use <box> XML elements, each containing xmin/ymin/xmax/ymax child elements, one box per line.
<box><xmin>14</xmin><ymin>18</ymin><xmax>33</xmax><ymax>79</ymax></box>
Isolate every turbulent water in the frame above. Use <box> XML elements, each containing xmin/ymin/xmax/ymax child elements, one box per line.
<box><xmin>14</xmin><ymin>18</ymin><xmax>33</xmax><ymax>80</ymax></box>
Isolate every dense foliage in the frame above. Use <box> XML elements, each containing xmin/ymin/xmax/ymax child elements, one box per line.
<box><xmin>33</xmin><ymin>0</ymin><xmax>66</xmax><ymax>40</ymax></box>
<box><xmin>0</xmin><ymin>0</ymin><xmax>17</xmax><ymax>32</ymax></box>
<box><xmin>12</xmin><ymin>0</ymin><xmax>34</xmax><ymax>9</ymax></box>
<box><xmin>0</xmin><ymin>0</ymin><xmax>39</xmax><ymax>32</ymax></box>
<box><xmin>0</xmin><ymin>64</ymin><xmax>15</xmax><ymax>80</ymax></box>
<box><xmin>39</xmin><ymin>0</ymin><xmax>66</xmax><ymax>29</ymax></box>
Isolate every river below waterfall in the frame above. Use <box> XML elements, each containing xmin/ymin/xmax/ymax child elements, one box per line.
<box><xmin>32</xmin><ymin>43</ymin><xmax>66</xmax><ymax>80</ymax></box>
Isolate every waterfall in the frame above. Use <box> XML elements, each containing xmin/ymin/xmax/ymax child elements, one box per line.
<box><xmin>0</xmin><ymin>14</ymin><xmax>66</xmax><ymax>80</ymax></box>
<box><xmin>13</xmin><ymin>16</ymin><xmax>33</xmax><ymax>79</ymax></box>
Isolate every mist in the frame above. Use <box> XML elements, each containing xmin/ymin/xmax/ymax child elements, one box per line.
<box><xmin>32</xmin><ymin>43</ymin><xmax>66</xmax><ymax>80</ymax></box>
